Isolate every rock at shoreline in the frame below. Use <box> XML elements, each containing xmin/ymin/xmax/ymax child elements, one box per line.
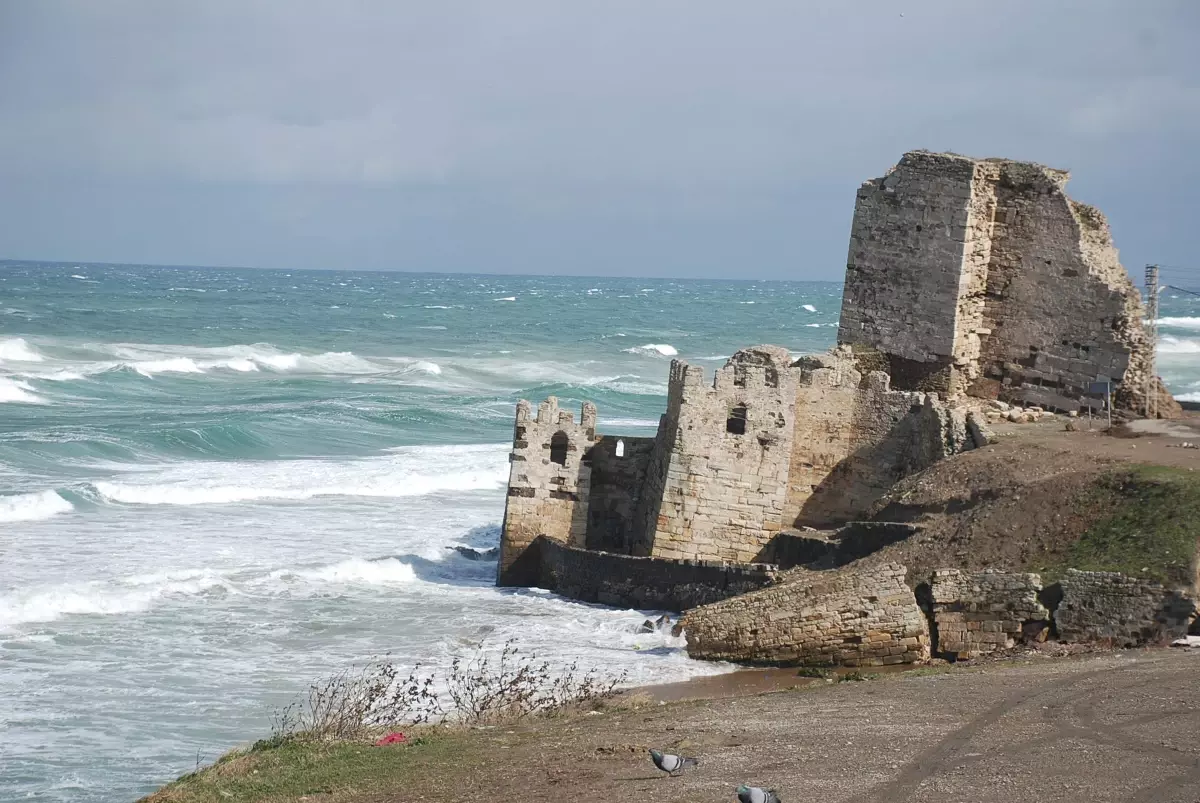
<box><xmin>451</xmin><ymin>545</ymin><xmax>499</xmax><ymax>561</ymax></box>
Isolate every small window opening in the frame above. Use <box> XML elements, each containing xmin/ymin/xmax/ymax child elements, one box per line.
<box><xmin>726</xmin><ymin>404</ymin><xmax>748</xmax><ymax>435</ymax></box>
<box><xmin>733</xmin><ymin>365</ymin><xmax>747</xmax><ymax>388</ymax></box>
<box><xmin>615</xmin><ymin>439</ymin><xmax>625</xmax><ymax>457</ymax></box>
<box><xmin>765</xmin><ymin>366</ymin><xmax>779</xmax><ymax>388</ymax></box>
<box><xmin>549</xmin><ymin>431</ymin><xmax>569</xmax><ymax>465</ymax></box>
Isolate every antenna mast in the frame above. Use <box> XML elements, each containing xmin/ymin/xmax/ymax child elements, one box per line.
<box><xmin>1144</xmin><ymin>264</ymin><xmax>1159</xmax><ymax>418</ymax></box>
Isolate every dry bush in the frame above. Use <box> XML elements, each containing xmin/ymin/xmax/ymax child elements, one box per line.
<box><xmin>272</xmin><ymin>641</ymin><xmax>626</xmax><ymax>742</ymax></box>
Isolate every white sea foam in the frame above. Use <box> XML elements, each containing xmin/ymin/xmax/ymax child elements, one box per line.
<box><xmin>90</xmin><ymin>443</ymin><xmax>509</xmax><ymax>508</ymax></box>
<box><xmin>495</xmin><ymin>296</ymin><xmax>517</xmax><ymax>302</ymax></box>
<box><xmin>0</xmin><ymin>337</ymin><xmax>45</xmax><ymax>362</ymax></box>
<box><xmin>802</xmin><ymin>304</ymin><xmax>817</xmax><ymax>313</ymax></box>
<box><xmin>0</xmin><ymin>490</ymin><xmax>74</xmax><ymax>523</ymax></box>
<box><xmin>10</xmin><ymin>342</ymin><xmax>393</xmax><ymax>380</ymax></box>
<box><xmin>804</xmin><ymin>323</ymin><xmax>822</xmax><ymax>328</ymax></box>
<box><xmin>1157</xmin><ymin>317</ymin><xmax>1200</xmax><ymax>330</ymax></box>
<box><xmin>0</xmin><ymin>378</ymin><xmax>46</xmax><ymax>404</ymax></box>
<box><xmin>296</xmin><ymin>557</ymin><xmax>419</xmax><ymax>586</ymax></box>
<box><xmin>1159</xmin><ymin>335</ymin><xmax>1200</xmax><ymax>354</ymax></box>
<box><xmin>0</xmin><ymin>570</ymin><xmax>227</xmax><ymax>629</ymax></box>
<box><xmin>602</xmin><ymin>417</ymin><xmax>661</xmax><ymax>429</ymax></box>
<box><xmin>622</xmin><ymin>343</ymin><xmax>678</xmax><ymax>357</ymax></box>
<box><xmin>132</xmin><ymin>358</ymin><xmax>205</xmax><ymax>377</ymax></box>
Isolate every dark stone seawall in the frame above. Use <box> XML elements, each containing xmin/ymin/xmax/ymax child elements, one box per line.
<box><xmin>532</xmin><ymin>536</ymin><xmax>778</xmax><ymax>612</ymax></box>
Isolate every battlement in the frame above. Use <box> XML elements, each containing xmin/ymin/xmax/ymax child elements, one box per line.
<box><xmin>497</xmin><ymin>396</ymin><xmax>599</xmax><ymax>586</ymax></box>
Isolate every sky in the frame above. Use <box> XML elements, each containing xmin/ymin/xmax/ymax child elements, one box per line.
<box><xmin>0</xmin><ymin>1</ymin><xmax>1197</xmax><ymax>280</ymax></box>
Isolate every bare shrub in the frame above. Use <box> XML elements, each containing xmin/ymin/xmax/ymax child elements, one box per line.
<box><xmin>272</xmin><ymin>641</ymin><xmax>626</xmax><ymax>742</ymax></box>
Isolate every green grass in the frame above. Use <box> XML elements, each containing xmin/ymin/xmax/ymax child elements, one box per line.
<box><xmin>140</xmin><ymin>732</ymin><xmax>466</xmax><ymax>803</ymax></box>
<box><xmin>1050</xmin><ymin>466</ymin><xmax>1200</xmax><ymax>588</ymax></box>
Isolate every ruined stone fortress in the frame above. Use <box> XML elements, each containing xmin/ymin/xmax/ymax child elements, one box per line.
<box><xmin>496</xmin><ymin>151</ymin><xmax>1190</xmax><ymax>666</ymax></box>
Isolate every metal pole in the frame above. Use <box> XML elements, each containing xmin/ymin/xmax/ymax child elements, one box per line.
<box><xmin>1144</xmin><ymin>264</ymin><xmax>1159</xmax><ymax>419</ymax></box>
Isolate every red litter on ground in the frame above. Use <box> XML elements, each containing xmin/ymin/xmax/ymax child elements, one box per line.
<box><xmin>374</xmin><ymin>732</ymin><xmax>406</xmax><ymax>747</ymax></box>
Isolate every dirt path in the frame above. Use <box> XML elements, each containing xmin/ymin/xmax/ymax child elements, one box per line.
<box><xmin>379</xmin><ymin>650</ymin><xmax>1200</xmax><ymax>803</ymax></box>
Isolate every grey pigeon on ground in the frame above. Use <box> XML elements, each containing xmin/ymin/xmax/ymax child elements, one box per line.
<box><xmin>737</xmin><ymin>785</ymin><xmax>782</xmax><ymax>803</ymax></box>
<box><xmin>649</xmin><ymin>748</ymin><xmax>699</xmax><ymax>776</ymax></box>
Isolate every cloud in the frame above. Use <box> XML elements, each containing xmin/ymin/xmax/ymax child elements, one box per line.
<box><xmin>0</xmin><ymin>0</ymin><xmax>1196</xmax><ymax>275</ymax></box>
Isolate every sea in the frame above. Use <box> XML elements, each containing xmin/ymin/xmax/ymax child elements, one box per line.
<box><xmin>0</xmin><ymin>263</ymin><xmax>1197</xmax><ymax>802</ymax></box>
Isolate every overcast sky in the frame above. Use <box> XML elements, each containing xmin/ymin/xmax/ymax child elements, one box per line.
<box><xmin>1</xmin><ymin>1</ymin><xmax>1197</xmax><ymax>279</ymax></box>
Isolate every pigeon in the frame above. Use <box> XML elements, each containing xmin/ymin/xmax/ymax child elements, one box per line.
<box><xmin>737</xmin><ymin>785</ymin><xmax>782</xmax><ymax>803</ymax></box>
<box><xmin>649</xmin><ymin>748</ymin><xmax>699</xmax><ymax>776</ymax></box>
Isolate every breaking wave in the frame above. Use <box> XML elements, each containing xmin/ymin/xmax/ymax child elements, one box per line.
<box><xmin>2</xmin><ymin>341</ymin><xmax>395</xmax><ymax>381</ymax></box>
<box><xmin>0</xmin><ymin>490</ymin><xmax>74</xmax><ymax>523</ymax></box>
<box><xmin>1157</xmin><ymin>317</ymin><xmax>1200</xmax><ymax>330</ymax></box>
<box><xmin>0</xmin><ymin>378</ymin><xmax>47</xmax><ymax>404</ymax></box>
<box><xmin>1159</xmin><ymin>335</ymin><xmax>1200</xmax><ymax>354</ymax></box>
<box><xmin>88</xmin><ymin>443</ymin><xmax>509</xmax><ymax>508</ymax></box>
<box><xmin>293</xmin><ymin>557</ymin><xmax>419</xmax><ymax>586</ymax></box>
<box><xmin>0</xmin><ymin>337</ymin><xmax>45</xmax><ymax>362</ymax></box>
<box><xmin>0</xmin><ymin>570</ymin><xmax>228</xmax><ymax>629</ymax></box>
<box><xmin>622</xmin><ymin>343</ymin><xmax>678</xmax><ymax>357</ymax></box>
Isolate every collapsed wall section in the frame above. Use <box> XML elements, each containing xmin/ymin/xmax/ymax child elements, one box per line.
<box><xmin>497</xmin><ymin>397</ymin><xmax>597</xmax><ymax>586</ymax></box>
<box><xmin>1057</xmin><ymin>569</ymin><xmax>1195</xmax><ymax>646</ymax></box>
<box><xmin>973</xmin><ymin>161</ymin><xmax>1177</xmax><ymax>416</ymax></box>
<box><xmin>682</xmin><ymin>562</ymin><xmax>929</xmax><ymax>666</ymax></box>
<box><xmin>931</xmin><ymin>569</ymin><xmax>1049</xmax><ymax>659</ymax></box>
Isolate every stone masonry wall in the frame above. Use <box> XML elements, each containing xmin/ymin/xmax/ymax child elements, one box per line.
<box><xmin>786</xmin><ymin>349</ymin><xmax>991</xmax><ymax>526</ymax></box>
<box><xmin>534</xmin><ymin>536</ymin><xmax>779</xmax><ymax>613</ymax></box>
<box><xmin>641</xmin><ymin>346</ymin><xmax>798</xmax><ymax>563</ymax></box>
<box><xmin>837</xmin><ymin>151</ymin><xmax>977</xmax><ymax>389</ymax></box>
<box><xmin>582</xmin><ymin>435</ymin><xmax>655</xmax><ymax>553</ymax></box>
<box><xmin>497</xmin><ymin>397</ymin><xmax>597</xmax><ymax>586</ymax></box>
<box><xmin>931</xmin><ymin>569</ymin><xmax>1049</xmax><ymax>659</ymax></box>
<box><xmin>838</xmin><ymin>150</ymin><xmax>1178</xmax><ymax>417</ymax></box>
<box><xmin>1057</xmin><ymin>569</ymin><xmax>1195</xmax><ymax>646</ymax></box>
<box><xmin>974</xmin><ymin>160</ymin><xmax>1177</xmax><ymax>416</ymax></box>
<box><xmin>681</xmin><ymin>562</ymin><xmax>930</xmax><ymax>666</ymax></box>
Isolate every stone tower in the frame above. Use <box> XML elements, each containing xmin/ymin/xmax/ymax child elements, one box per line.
<box><xmin>837</xmin><ymin>150</ymin><xmax>1179</xmax><ymax>417</ymax></box>
<box><xmin>496</xmin><ymin>396</ymin><xmax>597</xmax><ymax>586</ymax></box>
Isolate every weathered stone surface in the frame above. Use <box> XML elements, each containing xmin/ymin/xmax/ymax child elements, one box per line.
<box><xmin>680</xmin><ymin>562</ymin><xmax>930</xmax><ymax>666</ymax></box>
<box><xmin>498</xmin><ymin>346</ymin><xmax>987</xmax><ymax>588</ymax></box>
<box><xmin>497</xmin><ymin>397</ymin><xmax>597</xmax><ymax>586</ymax></box>
<box><xmin>930</xmin><ymin>569</ymin><xmax>1049</xmax><ymax>659</ymax></box>
<box><xmin>1057</xmin><ymin>569</ymin><xmax>1195</xmax><ymax>646</ymax></box>
<box><xmin>533</xmin><ymin>536</ymin><xmax>778</xmax><ymax>613</ymax></box>
<box><xmin>837</xmin><ymin>150</ymin><xmax>1179</xmax><ymax>418</ymax></box>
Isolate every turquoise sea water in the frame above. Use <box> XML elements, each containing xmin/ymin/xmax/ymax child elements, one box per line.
<box><xmin>1</xmin><ymin>263</ymin><xmax>1197</xmax><ymax>801</ymax></box>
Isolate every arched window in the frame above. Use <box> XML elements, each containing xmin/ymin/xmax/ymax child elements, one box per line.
<box><xmin>615</xmin><ymin>439</ymin><xmax>625</xmax><ymax>457</ymax></box>
<box><xmin>726</xmin><ymin>404</ymin><xmax>748</xmax><ymax>435</ymax></box>
<box><xmin>549</xmin><ymin>431</ymin><xmax>569</xmax><ymax>465</ymax></box>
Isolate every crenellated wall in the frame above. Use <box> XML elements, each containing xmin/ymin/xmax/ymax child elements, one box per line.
<box><xmin>639</xmin><ymin>346</ymin><xmax>798</xmax><ymax>563</ymax></box>
<box><xmin>497</xmin><ymin>396</ymin><xmax>598</xmax><ymax>586</ymax></box>
<box><xmin>497</xmin><ymin>347</ymin><xmax>990</xmax><ymax>584</ymax></box>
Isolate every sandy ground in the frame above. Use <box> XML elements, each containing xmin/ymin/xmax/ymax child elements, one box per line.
<box><xmin>380</xmin><ymin>649</ymin><xmax>1200</xmax><ymax>803</ymax></box>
